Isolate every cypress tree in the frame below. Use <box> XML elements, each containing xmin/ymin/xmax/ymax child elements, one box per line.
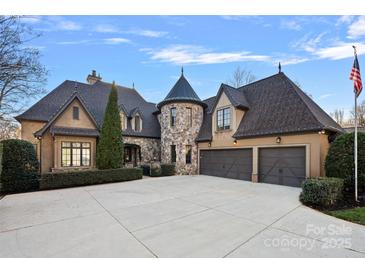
<box><xmin>96</xmin><ymin>82</ymin><xmax>124</xmax><ymax>169</ymax></box>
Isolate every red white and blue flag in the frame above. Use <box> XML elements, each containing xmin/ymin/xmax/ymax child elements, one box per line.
<box><xmin>350</xmin><ymin>51</ymin><xmax>363</xmax><ymax>97</ymax></box>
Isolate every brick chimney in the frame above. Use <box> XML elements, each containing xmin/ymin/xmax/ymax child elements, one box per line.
<box><xmin>86</xmin><ymin>70</ymin><xmax>102</xmax><ymax>84</ymax></box>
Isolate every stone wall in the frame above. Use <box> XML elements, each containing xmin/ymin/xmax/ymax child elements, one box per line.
<box><xmin>160</xmin><ymin>102</ymin><xmax>203</xmax><ymax>174</ymax></box>
<box><xmin>123</xmin><ymin>136</ymin><xmax>161</xmax><ymax>164</ymax></box>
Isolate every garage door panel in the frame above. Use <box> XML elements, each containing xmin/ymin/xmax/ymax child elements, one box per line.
<box><xmin>259</xmin><ymin>147</ymin><xmax>306</xmax><ymax>187</ymax></box>
<box><xmin>200</xmin><ymin>149</ymin><xmax>252</xmax><ymax>181</ymax></box>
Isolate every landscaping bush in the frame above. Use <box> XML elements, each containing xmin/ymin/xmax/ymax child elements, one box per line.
<box><xmin>300</xmin><ymin>177</ymin><xmax>344</xmax><ymax>208</ymax></box>
<box><xmin>140</xmin><ymin>164</ymin><xmax>151</xmax><ymax>176</ymax></box>
<box><xmin>161</xmin><ymin>164</ymin><xmax>175</xmax><ymax>176</ymax></box>
<box><xmin>150</xmin><ymin>166</ymin><xmax>161</xmax><ymax>177</ymax></box>
<box><xmin>0</xmin><ymin>139</ymin><xmax>39</xmax><ymax>194</ymax></box>
<box><xmin>40</xmin><ymin>167</ymin><xmax>142</xmax><ymax>190</ymax></box>
<box><xmin>325</xmin><ymin>132</ymin><xmax>365</xmax><ymax>194</ymax></box>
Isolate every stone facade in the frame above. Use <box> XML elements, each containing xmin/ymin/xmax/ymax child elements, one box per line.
<box><xmin>159</xmin><ymin>102</ymin><xmax>204</xmax><ymax>175</ymax></box>
<box><xmin>123</xmin><ymin>136</ymin><xmax>161</xmax><ymax>165</ymax></box>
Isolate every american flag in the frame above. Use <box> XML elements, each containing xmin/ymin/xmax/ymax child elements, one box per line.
<box><xmin>350</xmin><ymin>51</ymin><xmax>363</xmax><ymax>97</ymax></box>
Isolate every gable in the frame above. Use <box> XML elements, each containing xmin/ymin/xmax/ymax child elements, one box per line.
<box><xmin>54</xmin><ymin>98</ymin><xmax>97</xmax><ymax>129</ymax></box>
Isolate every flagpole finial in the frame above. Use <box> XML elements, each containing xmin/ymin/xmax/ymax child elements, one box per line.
<box><xmin>278</xmin><ymin>62</ymin><xmax>282</xmax><ymax>73</ymax></box>
<box><xmin>181</xmin><ymin>66</ymin><xmax>184</xmax><ymax>76</ymax></box>
<box><xmin>353</xmin><ymin>45</ymin><xmax>357</xmax><ymax>55</ymax></box>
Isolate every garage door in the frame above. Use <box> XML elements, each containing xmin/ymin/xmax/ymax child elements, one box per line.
<box><xmin>199</xmin><ymin>149</ymin><xmax>252</xmax><ymax>180</ymax></box>
<box><xmin>259</xmin><ymin>147</ymin><xmax>306</xmax><ymax>187</ymax></box>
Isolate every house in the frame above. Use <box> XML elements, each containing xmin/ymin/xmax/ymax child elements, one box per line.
<box><xmin>16</xmin><ymin>69</ymin><xmax>343</xmax><ymax>187</ymax></box>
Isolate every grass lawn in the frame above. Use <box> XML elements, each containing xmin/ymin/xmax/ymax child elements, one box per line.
<box><xmin>326</xmin><ymin>207</ymin><xmax>365</xmax><ymax>226</ymax></box>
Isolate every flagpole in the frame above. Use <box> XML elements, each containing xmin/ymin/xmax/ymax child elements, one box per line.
<box><xmin>353</xmin><ymin>45</ymin><xmax>359</xmax><ymax>202</ymax></box>
<box><xmin>355</xmin><ymin>90</ymin><xmax>358</xmax><ymax>202</ymax></box>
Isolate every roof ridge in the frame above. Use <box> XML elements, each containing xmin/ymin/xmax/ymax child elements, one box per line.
<box><xmin>237</xmin><ymin>73</ymin><xmax>282</xmax><ymax>90</ymax></box>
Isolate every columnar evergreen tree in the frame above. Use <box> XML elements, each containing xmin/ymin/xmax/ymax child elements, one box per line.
<box><xmin>96</xmin><ymin>82</ymin><xmax>124</xmax><ymax>169</ymax></box>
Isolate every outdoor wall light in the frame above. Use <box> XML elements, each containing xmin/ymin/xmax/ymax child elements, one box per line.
<box><xmin>208</xmin><ymin>142</ymin><xmax>211</xmax><ymax>147</ymax></box>
<box><xmin>276</xmin><ymin>136</ymin><xmax>281</xmax><ymax>144</ymax></box>
<box><xmin>318</xmin><ymin>129</ymin><xmax>326</xmax><ymax>135</ymax></box>
<box><xmin>233</xmin><ymin>139</ymin><xmax>237</xmax><ymax>145</ymax></box>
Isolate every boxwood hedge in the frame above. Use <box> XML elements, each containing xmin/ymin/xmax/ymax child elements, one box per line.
<box><xmin>0</xmin><ymin>139</ymin><xmax>39</xmax><ymax>194</ymax></box>
<box><xmin>300</xmin><ymin>177</ymin><xmax>344</xmax><ymax>208</ymax></box>
<box><xmin>40</xmin><ymin>167</ymin><xmax>142</xmax><ymax>190</ymax></box>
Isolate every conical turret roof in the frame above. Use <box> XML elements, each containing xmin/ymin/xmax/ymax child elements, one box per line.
<box><xmin>157</xmin><ymin>71</ymin><xmax>206</xmax><ymax>109</ymax></box>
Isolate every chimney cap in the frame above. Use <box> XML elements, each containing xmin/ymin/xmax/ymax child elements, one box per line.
<box><xmin>87</xmin><ymin>70</ymin><xmax>102</xmax><ymax>84</ymax></box>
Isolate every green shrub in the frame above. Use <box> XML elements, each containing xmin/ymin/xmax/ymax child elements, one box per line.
<box><xmin>161</xmin><ymin>164</ymin><xmax>175</xmax><ymax>176</ymax></box>
<box><xmin>300</xmin><ymin>177</ymin><xmax>344</xmax><ymax>208</ymax></box>
<box><xmin>40</xmin><ymin>167</ymin><xmax>142</xmax><ymax>190</ymax></box>
<box><xmin>150</xmin><ymin>166</ymin><xmax>161</xmax><ymax>177</ymax></box>
<box><xmin>325</xmin><ymin>132</ymin><xmax>365</xmax><ymax>194</ymax></box>
<box><xmin>0</xmin><ymin>139</ymin><xmax>39</xmax><ymax>194</ymax></box>
<box><xmin>140</xmin><ymin>164</ymin><xmax>150</xmax><ymax>176</ymax></box>
<box><xmin>97</xmin><ymin>82</ymin><xmax>124</xmax><ymax>169</ymax></box>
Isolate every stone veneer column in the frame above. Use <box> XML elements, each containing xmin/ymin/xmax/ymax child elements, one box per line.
<box><xmin>160</xmin><ymin>102</ymin><xmax>203</xmax><ymax>175</ymax></box>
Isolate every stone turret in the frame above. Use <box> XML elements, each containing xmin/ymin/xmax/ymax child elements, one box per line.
<box><xmin>157</xmin><ymin>69</ymin><xmax>206</xmax><ymax>174</ymax></box>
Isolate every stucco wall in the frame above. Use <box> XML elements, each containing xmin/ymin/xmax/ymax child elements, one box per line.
<box><xmin>211</xmin><ymin>91</ymin><xmax>245</xmax><ymax>143</ymax></box>
<box><xmin>20</xmin><ymin>120</ymin><xmax>45</xmax><ymax>160</ymax></box>
<box><xmin>54</xmin><ymin>99</ymin><xmax>96</xmax><ymax>129</ymax></box>
<box><xmin>123</xmin><ymin>136</ymin><xmax>160</xmax><ymax>164</ymax></box>
<box><xmin>160</xmin><ymin>102</ymin><xmax>203</xmax><ymax>175</ymax></box>
<box><xmin>198</xmin><ymin>132</ymin><xmax>330</xmax><ymax>180</ymax></box>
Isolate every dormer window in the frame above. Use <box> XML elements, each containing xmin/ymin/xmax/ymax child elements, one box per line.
<box><xmin>135</xmin><ymin>115</ymin><xmax>141</xmax><ymax>132</ymax></box>
<box><xmin>120</xmin><ymin>111</ymin><xmax>127</xmax><ymax>130</ymax></box>
<box><xmin>73</xmin><ymin>106</ymin><xmax>79</xmax><ymax>120</ymax></box>
<box><xmin>217</xmin><ymin>107</ymin><xmax>231</xmax><ymax>130</ymax></box>
<box><xmin>170</xmin><ymin>107</ymin><xmax>176</xmax><ymax>126</ymax></box>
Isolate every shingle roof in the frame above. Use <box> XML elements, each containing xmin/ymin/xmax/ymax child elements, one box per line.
<box><xmin>195</xmin><ymin>96</ymin><xmax>216</xmax><ymax>142</ymax></box>
<box><xmin>50</xmin><ymin>126</ymin><xmax>100</xmax><ymax>137</ymax></box>
<box><xmin>197</xmin><ymin>72</ymin><xmax>343</xmax><ymax>141</ymax></box>
<box><xmin>209</xmin><ymin>84</ymin><xmax>249</xmax><ymax>113</ymax></box>
<box><xmin>16</xmin><ymin>80</ymin><xmax>161</xmax><ymax>138</ymax></box>
<box><xmin>157</xmin><ymin>74</ymin><xmax>206</xmax><ymax>109</ymax></box>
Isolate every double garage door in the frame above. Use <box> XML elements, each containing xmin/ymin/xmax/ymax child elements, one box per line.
<box><xmin>200</xmin><ymin>146</ymin><xmax>306</xmax><ymax>187</ymax></box>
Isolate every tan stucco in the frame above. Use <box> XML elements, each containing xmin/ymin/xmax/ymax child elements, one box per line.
<box><xmin>211</xmin><ymin>91</ymin><xmax>245</xmax><ymax>143</ymax></box>
<box><xmin>54</xmin><ymin>99</ymin><xmax>96</xmax><ymax>129</ymax></box>
<box><xmin>20</xmin><ymin>120</ymin><xmax>45</xmax><ymax>159</ymax></box>
<box><xmin>198</xmin><ymin>132</ymin><xmax>330</xmax><ymax>181</ymax></box>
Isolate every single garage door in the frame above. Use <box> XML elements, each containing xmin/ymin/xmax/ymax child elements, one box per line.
<box><xmin>259</xmin><ymin>147</ymin><xmax>306</xmax><ymax>187</ymax></box>
<box><xmin>199</xmin><ymin>149</ymin><xmax>252</xmax><ymax>180</ymax></box>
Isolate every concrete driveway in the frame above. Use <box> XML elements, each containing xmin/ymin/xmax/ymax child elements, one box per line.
<box><xmin>1</xmin><ymin>175</ymin><xmax>365</xmax><ymax>257</ymax></box>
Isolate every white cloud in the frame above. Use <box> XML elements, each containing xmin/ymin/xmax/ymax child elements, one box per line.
<box><xmin>94</xmin><ymin>24</ymin><xmax>119</xmax><ymax>33</ymax></box>
<box><xmin>56</xmin><ymin>40</ymin><xmax>92</xmax><ymax>45</ymax></box>
<box><xmin>319</xmin><ymin>93</ymin><xmax>333</xmax><ymax>100</ymax></box>
<box><xmin>103</xmin><ymin>37</ymin><xmax>131</xmax><ymax>44</ymax></box>
<box><xmin>58</xmin><ymin>21</ymin><xmax>81</xmax><ymax>31</ymax></box>
<box><xmin>141</xmin><ymin>44</ymin><xmax>270</xmax><ymax>65</ymax></box>
<box><xmin>347</xmin><ymin>16</ymin><xmax>365</xmax><ymax>39</ymax></box>
<box><xmin>292</xmin><ymin>32</ymin><xmax>327</xmax><ymax>53</ymax></box>
<box><xmin>220</xmin><ymin>16</ymin><xmax>244</xmax><ymax>21</ymax></box>
<box><xmin>314</xmin><ymin>42</ymin><xmax>365</xmax><ymax>60</ymax></box>
<box><xmin>278</xmin><ymin>57</ymin><xmax>309</xmax><ymax>65</ymax></box>
<box><xmin>337</xmin><ymin>15</ymin><xmax>354</xmax><ymax>25</ymax></box>
<box><xmin>127</xmin><ymin>29</ymin><xmax>168</xmax><ymax>38</ymax></box>
<box><xmin>94</xmin><ymin>24</ymin><xmax>168</xmax><ymax>38</ymax></box>
<box><xmin>280</xmin><ymin>19</ymin><xmax>302</xmax><ymax>31</ymax></box>
<box><xmin>19</xmin><ymin>16</ymin><xmax>41</xmax><ymax>24</ymax></box>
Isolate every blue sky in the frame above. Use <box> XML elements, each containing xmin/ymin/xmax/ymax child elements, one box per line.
<box><xmin>21</xmin><ymin>15</ymin><xmax>365</xmax><ymax>117</ymax></box>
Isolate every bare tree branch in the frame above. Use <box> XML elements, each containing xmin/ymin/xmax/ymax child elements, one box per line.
<box><xmin>227</xmin><ymin>66</ymin><xmax>256</xmax><ymax>88</ymax></box>
<box><xmin>351</xmin><ymin>100</ymin><xmax>365</xmax><ymax>127</ymax></box>
<box><xmin>0</xmin><ymin>16</ymin><xmax>47</xmax><ymax>119</ymax></box>
<box><xmin>331</xmin><ymin>108</ymin><xmax>345</xmax><ymax>126</ymax></box>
